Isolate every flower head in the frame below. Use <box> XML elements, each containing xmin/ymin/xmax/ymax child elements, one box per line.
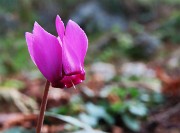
<box><xmin>25</xmin><ymin>15</ymin><xmax>88</xmax><ymax>88</ymax></box>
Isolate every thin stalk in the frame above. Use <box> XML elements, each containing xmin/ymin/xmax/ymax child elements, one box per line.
<box><xmin>36</xmin><ymin>80</ymin><xmax>50</xmax><ymax>133</ymax></box>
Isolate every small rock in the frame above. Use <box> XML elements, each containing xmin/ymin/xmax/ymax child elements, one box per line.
<box><xmin>167</xmin><ymin>49</ymin><xmax>180</xmax><ymax>69</ymax></box>
<box><xmin>0</xmin><ymin>13</ymin><xmax>20</xmax><ymax>35</ymax></box>
<box><xmin>128</xmin><ymin>33</ymin><xmax>161</xmax><ymax>60</ymax></box>
<box><xmin>121</xmin><ymin>62</ymin><xmax>155</xmax><ymax>78</ymax></box>
<box><xmin>90</xmin><ymin>62</ymin><xmax>116</xmax><ymax>82</ymax></box>
<box><xmin>71</xmin><ymin>1</ymin><xmax>127</xmax><ymax>33</ymax></box>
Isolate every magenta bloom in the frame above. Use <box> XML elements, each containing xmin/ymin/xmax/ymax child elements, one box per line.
<box><xmin>25</xmin><ymin>15</ymin><xmax>88</xmax><ymax>88</ymax></box>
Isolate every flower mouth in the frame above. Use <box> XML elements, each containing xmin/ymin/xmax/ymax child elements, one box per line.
<box><xmin>51</xmin><ymin>71</ymin><xmax>85</xmax><ymax>88</ymax></box>
<box><xmin>65</xmin><ymin>71</ymin><xmax>82</xmax><ymax>76</ymax></box>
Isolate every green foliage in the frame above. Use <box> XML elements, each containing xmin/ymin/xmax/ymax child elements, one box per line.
<box><xmin>122</xmin><ymin>115</ymin><xmax>140</xmax><ymax>132</ymax></box>
<box><xmin>163</xmin><ymin>0</ymin><xmax>180</xmax><ymax>5</ymax></box>
<box><xmin>108</xmin><ymin>87</ymin><xmax>164</xmax><ymax>131</ymax></box>
<box><xmin>85</xmin><ymin>102</ymin><xmax>114</xmax><ymax>125</ymax></box>
<box><xmin>128</xmin><ymin>101</ymin><xmax>148</xmax><ymax>117</ymax></box>
<box><xmin>0</xmin><ymin>37</ymin><xmax>33</xmax><ymax>75</ymax></box>
<box><xmin>98</xmin><ymin>47</ymin><xmax>116</xmax><ymax>62</ymax></box>
<box><xmin>95</xmin><ymin>31</ymin><xmax>134</xmax><ymax>62</ymax></box>
<box><xmin>3</xmin><ymin>127</ymin><xmax>35</xmax><ymax>133</ymax></box>
<box><xmin>0</xmin><ymin>0</ymin><xmax>19</xmax><ymax>12</ymax></box>
<box><xmin>111</xmin><ymin>87</ymin><xmax>140</xmax><ymax>100</ymax></box>
<box><xmin>49</xmin><ymin>87</ymin><xmax>164</xmax><ymax>132</ymax></box>
<box><xmin>1</xmin><ymin>79</ymin><xmax>25</xmax><ymax>89</ymax></box>
<box><xmin>157</xmin><ymin>12</ymin><xmax>180</xmax><ymax>43</ymax></box>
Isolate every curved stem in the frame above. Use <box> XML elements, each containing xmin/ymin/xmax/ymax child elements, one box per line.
<box><xmin>36</xmin><ymin>80</ymin><xmax>50</xmax><ymax>133</ymax></box>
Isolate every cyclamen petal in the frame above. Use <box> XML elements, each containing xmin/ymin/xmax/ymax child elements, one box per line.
<box><xmin>25</xmin><ymin>32</ymin><xmax>36</xmax><ymax>65</ymax></box>
<box><xmin>65</xmin><ymin>20</ymin><xmax>88</xmax><ymax>65</ymax></box>
<box><xmin>55</xmin><ymin>15</ymin><xmax>65</xmax><ymax>41</ymax></box>
<box><xmin>62</xmin><ymin>37</ymin><xmax>82</xmax><ymax>75</ymax></box>
<box><xmin>62</xmin><ymin>20</ymin><xmax>88</xmax><ymax>75</ymax></box>
<box><xmin>27</xmin><ymin>22</ymin><xmax>62</xmax><ymax>83</ymax></box>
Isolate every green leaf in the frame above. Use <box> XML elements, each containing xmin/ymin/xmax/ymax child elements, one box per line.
<box><xmin>50</xmin><ymin>105</ymin><xmax>70</xmax><ymax>115</ymax></box>
<box><xmin>122</xmin><ymin>115</ymin><xmax>140</xmax><ymax>132</ymax></box>
<box><xmin>111</xmin><ymin>87</ymin><xmax>127</xmax><ymax>99</ymax></box>
<box><xmin>2</xmin><ymin>79</ymin><xmax>25</xmax><ymax>89</ymax></box>
<box><xmin>129</xmin><ymin>88</ymin><xmax>140</xmax><ymax>98</ymax></box>
<box><xmin>152</xmin><ymin>93</ymin><xmax>164</xmax><ymax>103</ymax></box>
<box><xmin>85</xmin><ymin>103</ymin><xmax>114</xmax><ymax>124</ymax></box>
<box><xmin>128</xmin><ymin>102</ymin><xmax>148</xmax><ymax>117</ymax></box>
<box><xmin>3</xmin><ymin>127</ymin><xmax>35</xmax><ymax>133</ymax></box>
<box><xmin>79</xmin><ymin>113</ymin><xmax>98</xmax><ymax>127</ymax></box>
<box><xmin>46</xmin><ymin>112</ymin><xmax>92</xmax><ymax>130</ymax></box>
<box><xmin>140</xmin><ymin>93</ymin><xmax>150</xmax><ymax>102</ymax></box>
<box><xmin>110</xmin><ymin>102</ymin><xmax>124</xmax><ymax>112</ymax></box>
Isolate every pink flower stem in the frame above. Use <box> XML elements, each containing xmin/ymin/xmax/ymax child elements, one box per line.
<box><xmin>36</xmin><ymin>80</ymin><xmax>50</xmax><ymax>133</ymax></box>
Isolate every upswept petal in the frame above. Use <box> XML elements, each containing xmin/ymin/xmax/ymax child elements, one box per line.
<box><xmin>55</xmin><ymin>15</ymin><xmax>65</xmax><ymax>41</ymax></box>
<box><xmin>62</xmin><ymin>38</ymin><xmax>82</xmax><ymax>75</ymax></box>
<box><xmin>25</xmin><ymin>32</ymin><xmax>36</xmax><ymax>65</ymax></box>
<box><xmin>64</xmin><ymin>20</ymin><xmax>88</xmax><ymax>64</ymax></box>
<box><xmin>32</xmin><ymin>22</ymin><xmax>62</xmax><ymax>83</ymax></box>
<box><xmin>62</xmin><ymin>20</ymin><xmax>88</xmax><ymax>75</ymax></box>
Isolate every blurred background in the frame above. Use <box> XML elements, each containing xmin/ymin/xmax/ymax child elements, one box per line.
<box><xmin>0</xmin><ymin>0</ymin><xmax>180</xmax><ymax>133</ymax></box>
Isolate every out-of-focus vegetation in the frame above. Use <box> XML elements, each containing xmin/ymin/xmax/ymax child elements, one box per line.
<box><xmin>50</xmin><ymin>87</ymin><xmax>164</xmax><ymax>132</ymax></box>
<box><xmin>0</xmin><ymin>0</ymin><xmax>180</xmax><ymax>133</ymax></box>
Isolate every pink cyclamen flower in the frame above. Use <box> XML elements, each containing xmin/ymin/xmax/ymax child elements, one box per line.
<box><xmin>25</xmin><ymin>15</ymin><xmax>88</xmax><ymax>88</ymax></box>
